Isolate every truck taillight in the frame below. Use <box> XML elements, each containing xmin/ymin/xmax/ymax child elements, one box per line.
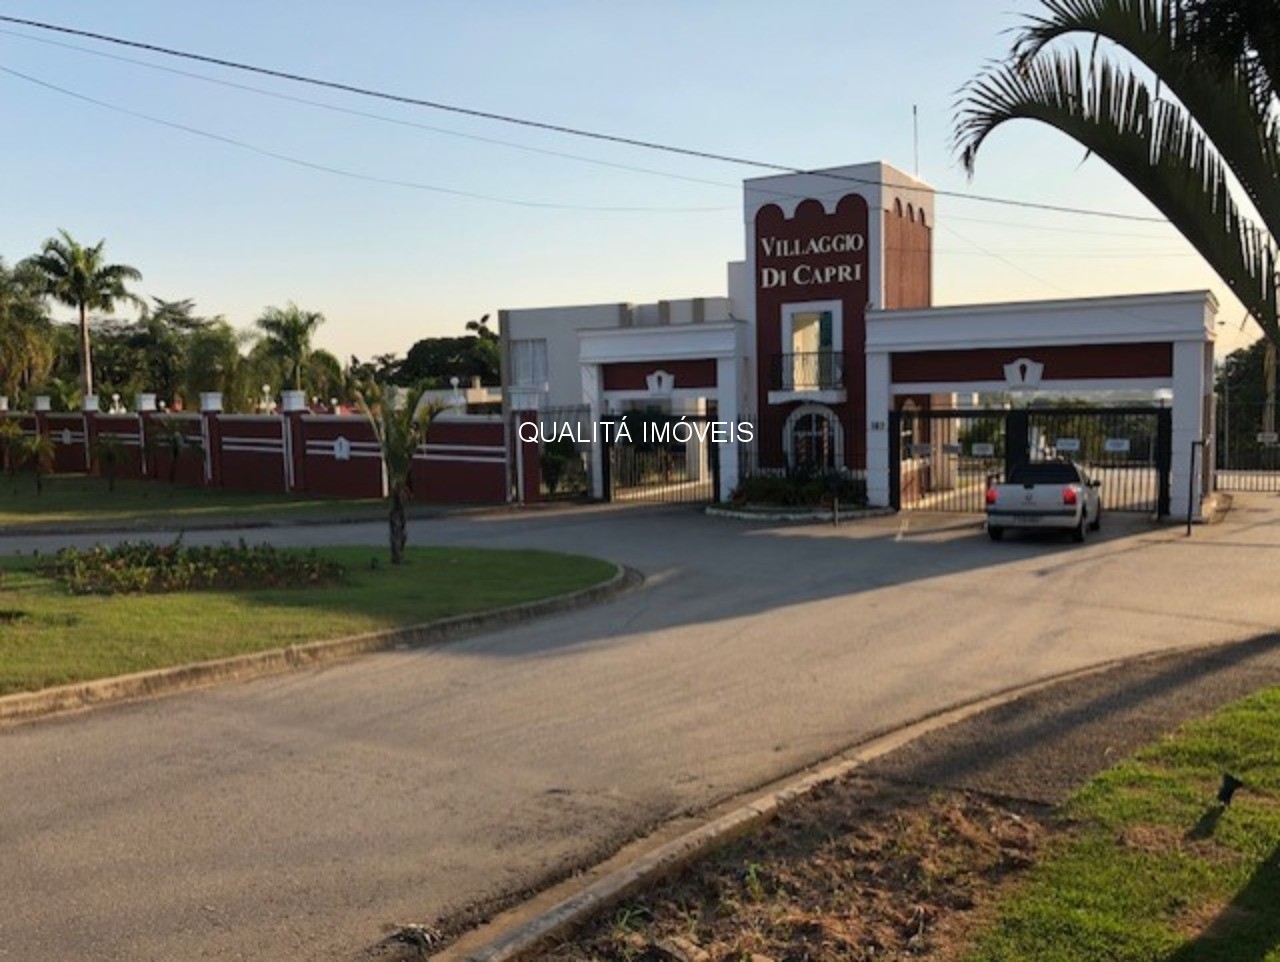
<box><xmin>985</xmin><ymin>487</ymin><xmax>998</xmax><ymax>505</ymax></box>
<box><xmin>1063</xmin><ymin>486</ymin><xmax>1078</xmax><ymax>505</ymax></box>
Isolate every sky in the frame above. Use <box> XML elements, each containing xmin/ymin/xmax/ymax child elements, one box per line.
<box><xmin>0</xmin><ymin>0</ymin><xmax>1261</xmax><ymax>362</ymax></box>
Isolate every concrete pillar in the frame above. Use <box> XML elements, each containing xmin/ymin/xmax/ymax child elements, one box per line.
<box><xmin>672</xmin><ymin>396</ymin><xmax>708</xmax><ymax>481</ymax></box>
<box><xmin>716</xmin><ymin>356</ymin><xmax>740</xmax><ymax>501</ymax></box>
<box><xmin>1170</xmin><ymin>340</ymin><xmax>1209</xmax><ymax>519</ymax></box>
<box><xmin>865</xmin><ymin>352</ymin><xmax>892</xmax><ymax>507</ymax></box>
<box><xmin>581</xmin><ymin>363</ymin><xmax>605</xmax><ymax>499</ymax></box>
<box><xmin>280</xmin><ymin>390</ymin><xmax>307</xmax><ymax>413</ymax></box>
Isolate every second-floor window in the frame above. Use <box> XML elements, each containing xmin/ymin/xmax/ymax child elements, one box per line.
<box><xmin>510</xmin><ymin>338</ymin><xmax>548</xmax><ymax>387</ymax></box>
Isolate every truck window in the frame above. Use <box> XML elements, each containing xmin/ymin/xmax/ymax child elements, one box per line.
<box><xmin>1007</xmin><ymin>462</ymin><xmax>1081</xmax><ymax>485</ymax></box>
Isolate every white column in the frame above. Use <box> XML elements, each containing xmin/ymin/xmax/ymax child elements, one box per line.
<box><xmin>1170</xmin><ymin>340</ymin><xmax>1208</xmax><ymax>519</ymax></box>
<box><xmin>716</xmin><ymin>355</ymin><xmax>740</xmax><ymax>501</ymax></box>
<box><xmin>581</xmin><ymin>363</ymin><xmax>605</xmax><ymax>499</ymax></box>
<box><xmin>673</xmin><ymin>396</ymin><xmax>708</xmax><ymax>481</ymax></box>
<box><xmin>865</xmin><ymin>351</ymin><xmax>892</xmax><ymax>507</ymax></box>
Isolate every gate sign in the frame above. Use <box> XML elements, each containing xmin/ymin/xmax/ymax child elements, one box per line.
<box><xmin>1258</xmin><ymin>432</ymin><xmax>1279</xmax><ymax>445</ymax></box>
<box><xmin>971</xmin><ymin>442</ymin><xmax>996</xmax><ymax>457</ymax></box>
<box><xmin>910</xmin><ymin>443</ymin><xmax>932</xmax><ymax>459</ymax></box>
<box><xmin>1055</xmin><ymin>438</ymin><xmax>1081</xmax><ymax>452</ymax></box>
<box><xmin>1104</xmin><ymin>438</ymin><xmax>1131</xmax><ymax>454</ymax></box>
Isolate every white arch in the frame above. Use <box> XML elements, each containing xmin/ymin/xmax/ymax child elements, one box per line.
<box><xmin>782</xmin><ymin>402</ymin><xmax>845</xmax><ymax>468</ymax></box>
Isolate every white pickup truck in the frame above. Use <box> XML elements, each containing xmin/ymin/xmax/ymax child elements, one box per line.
<box><xmin>985</xmin><ymin>460</ymin><xmax>1102</xmax><ymax>542</ymax></box>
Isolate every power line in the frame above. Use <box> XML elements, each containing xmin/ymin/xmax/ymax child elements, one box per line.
<box><xmin>0</xmin><ymin>65</ymin><xmax>733</xmax><ymax>214</ymax></box>
<box><xmin>0</xmin><ymin>13</ymin><xmax>1171</xmax><ymax>225</ymax></box>
<box><xmin>0</xmin><ymin>26</ymin><xmax>741</xmax><ymax>195</ymax></box>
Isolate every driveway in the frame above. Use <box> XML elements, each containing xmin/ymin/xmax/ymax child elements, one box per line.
<box><xmin>2</xmin><ymin>497</ymin><xmax>1279</xmax><ymax>960</ymax></box>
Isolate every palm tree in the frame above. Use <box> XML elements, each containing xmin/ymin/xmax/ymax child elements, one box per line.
<box><xmin>255</xmin><ymin>302</ymin><xmax>324</xmax><ymax>392</ymax></box>
<box><xmin>0</xmin><ymin>258</ymin><xmax>55</xmax><ymax>401</ymax></box>
<box><xmin>357</xmin><ymin>383</ymin><xmax>445</xmax><ymax>565</ymax></box>
<box><xmin>26</xmin><ymin>230</ymin><xmax>143</xmax><ymax>397</ymax></box>
<box><xmin>955</xmin><ymin>0</ymin><xmax>1279</xmax><ymax>349</ymax></box>
<box><xmin>19</xmin><ymin>433</ymin><xmax>56</xmax><ymax>495</ymax></box>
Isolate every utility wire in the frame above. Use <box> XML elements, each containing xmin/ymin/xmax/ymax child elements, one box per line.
<box><xmin>0</xmin><ymin>65</ymin><xmax>733</xmax><ymax>213</ymax></box>
<box><xmin>0</xmin><ymin>26</ymin><xmax>740</xmax><ymax>194</ymax></box>
<box><xmin>0</xmin><ymin>13</ymin><xmax>1170</xmax><ymax>225</ymax></box>
<box><xmin>0</xmin><ymin>27</ymin><xmax>1200</xmax><ymax>246</ymax></box>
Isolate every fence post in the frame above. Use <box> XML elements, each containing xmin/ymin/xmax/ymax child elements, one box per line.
<box><xmin>1186</xmin><ymin>439</ymin><xmax>1205</xmax><ymax>536</ymax></box>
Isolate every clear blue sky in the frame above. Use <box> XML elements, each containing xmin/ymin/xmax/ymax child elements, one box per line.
<box><xmin>0</xmin><ymin>0</ymin><xmax>1258</xmax><ymax>360</ymax></box>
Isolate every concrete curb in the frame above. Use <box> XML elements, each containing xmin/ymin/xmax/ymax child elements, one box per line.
<box><xmin>0</xmin><ymin>564</ymin><xmax>639</xmax><ymax>726</ymax></box>
<box><xmin>429</xmin><ymin>644</ymin><xmax>1224</xmax><ymax>962</ymax></box>
<box><xmin>705</xmin><ymin>505</ymin><xmax>896</xmax><ymax>523</ymax></box>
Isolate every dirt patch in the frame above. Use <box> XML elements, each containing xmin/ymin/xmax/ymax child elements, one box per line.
<box><xmin>543</xmin><ymin>777</ymin><xmax>1048</xmax><ymax>962</ymax></box>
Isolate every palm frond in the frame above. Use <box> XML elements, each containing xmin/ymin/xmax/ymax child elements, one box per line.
<box><xmin>957</xmin><ymin>51</ymin><xmax>1279</xmax><ymax>340</ymax></box>
<box><xmin>1010</xmin><ymin>0</ymin><xmax>1280</xmax><ymax>241</ymax></box>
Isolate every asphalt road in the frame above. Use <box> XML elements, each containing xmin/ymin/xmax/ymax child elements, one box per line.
<box><xmin>3</xmin><ymin>497</ymin><xmax>1279</xmax><ymax>961</ymax></box>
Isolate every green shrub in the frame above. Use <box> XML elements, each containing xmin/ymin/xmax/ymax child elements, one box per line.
<box><xmin>38</xmin><ymin>539</ymin><xmax>346</xmax><ymax>595</ymax></box>
<box><xmin>731</xmin><ymin>470</ymin><xmax>866</xmax><ymax>507</ymax></box>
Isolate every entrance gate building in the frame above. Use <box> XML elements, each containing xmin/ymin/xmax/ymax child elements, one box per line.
<box><xmin>867</xmin><ymin>291</ymin><xmax>1217</xmax><ymax>519</ymax></box>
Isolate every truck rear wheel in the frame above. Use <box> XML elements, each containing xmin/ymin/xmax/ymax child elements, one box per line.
<box><xmin>1072</xmin><ymin>516</ymin><xmax>1087</xmax><ymax>543</ymax></box>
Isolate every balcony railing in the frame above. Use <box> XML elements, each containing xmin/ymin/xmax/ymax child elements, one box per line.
<box><xmin>770</xmin><ymin>351</ymin><xmax>844</xmax><ymax>391</ymax></box>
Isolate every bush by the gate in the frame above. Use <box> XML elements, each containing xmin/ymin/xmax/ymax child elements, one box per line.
<box><xmin>731</xmin><ymin>471</ymin><xmax>866</xmax><ymax>508</ymax></box>
<box><xmin>38</xmin><ymin>539</ymin><xmax>346</xmax><ymax>595</ymax></box>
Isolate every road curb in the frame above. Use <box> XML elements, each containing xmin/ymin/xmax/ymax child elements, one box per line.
<box><xmin>0</xmin><ymin>564</ymin><xmax>638</xmax><ymax>726</ymax></box>
<box><xmin>428</xmin><ymin>644</ymin><xmax>1229</xmax><ymax>962</ymax></box>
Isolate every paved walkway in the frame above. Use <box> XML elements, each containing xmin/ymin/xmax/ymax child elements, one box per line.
<box><xmin>2</xmin><ymin>497</ymin><xmax>1279</xmax><ymax>961</ymax></box>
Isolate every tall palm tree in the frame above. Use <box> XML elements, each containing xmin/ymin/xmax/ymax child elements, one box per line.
<box><xmin>955</xmin><ymin>0</ymin><xmax>1279</xmax><ymax>349</ymax></box>
<box><xmin>26</xmin><ymin>230</ymin><xmax>143</xmax><ymax>397</ymax></box>
<box><xmin>255</xmin><ymin>302</ymin><xmax>324</xmax><ymax>392</ymax></box>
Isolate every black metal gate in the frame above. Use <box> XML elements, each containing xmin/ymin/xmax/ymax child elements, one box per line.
<box><xmin>890</xmin><ymin>406</ymin><xmax>1172</xmax><ymax>515</ymax></box>
<box><xmin>1215</xmin><ymin>398</ymin><xmax>1280</xmax><ymax>492</ymax></box>
<box><xmin>601</xmin><ymin>411</ymin><xmax>720</xmax><ymax>504</ymax></box>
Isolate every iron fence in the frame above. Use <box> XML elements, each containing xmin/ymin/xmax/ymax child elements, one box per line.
<box><xmin>892</xmin><ymin>406</ymin><xmax>1170</xmax><ymax>515</ymax></box>
<box><xmin>1215</xmin><ymin>398</ymin><xmax>1280</xmax><ymax>492</ymax></box>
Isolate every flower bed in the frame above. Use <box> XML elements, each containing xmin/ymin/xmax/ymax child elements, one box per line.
<box><xmin>38</xmin><ymin>540</ymin><xmax>346</xmax><ymax>595</ymax></box>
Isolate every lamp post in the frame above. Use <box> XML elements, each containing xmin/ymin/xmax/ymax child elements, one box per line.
<box><xmin>260</xmin><ymin>383</ymin><xmax>272</xmax><ymax>413</ymax></box>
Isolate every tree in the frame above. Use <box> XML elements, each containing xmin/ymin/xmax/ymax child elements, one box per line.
<box><xmin>306</xmin><ymin>349</ymin><xmax>344</xmax><ymax>402</ymax></box>
<box><xmin>956</xmin><ymin>0</ymin><xmax>1280</xmax><ymax>349</ymax></box>
<box><xmin>255</xmin><ymin>302</ymin><xmax>324</xmax><ymax>392</ymax></box>
<box><xmin>19</xmin><ymin>433</ymin><xmax>55</xmax><ymax>495</ymax></box>
<box><xmin>26</xmin><ymin>230</ymin><xmax>143</xmax><ymax>396</ymax></box>
<box><xmin>357</xmin><ymin>383</ymin><xmax>444</xmax><ymax>565</ymax></box>
<box><xmin>0</xmin><ymin>258</ymin><xmax>54</xmax><ymax>402</ymax></box>
<box><xmin>92</xmin><ymin>434</ymin><xmax>127</xmax><ymax>493</ymax></box>
<box><xmin>0</xmin><ymin>419</ymin><xmax>23</xmax><ymax>475</ymax></box>
<box><xmin>185</xmin><ymin>321</ymin><xmax>247</xmax><ymax>406</ymax></box>
<box><xmin>465</xmin><ymin>313</ymin><xmax>496</xmax><ymax>341</ymax></box>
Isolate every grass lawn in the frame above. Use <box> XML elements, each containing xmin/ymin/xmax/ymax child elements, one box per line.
<box><xmin>0</xmin><ymin>546</ymin><xmax>615</xmax><ymax>696</ymax></box>
<box><xmin>0</xmin><ymin>474</ymin><xmax>440</xmax><ymax>528</ymax></box>
<box><xmin>967</xmin><ymin>687</ymin><xmax>1280</xmax><ymax>962</ymax></box>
